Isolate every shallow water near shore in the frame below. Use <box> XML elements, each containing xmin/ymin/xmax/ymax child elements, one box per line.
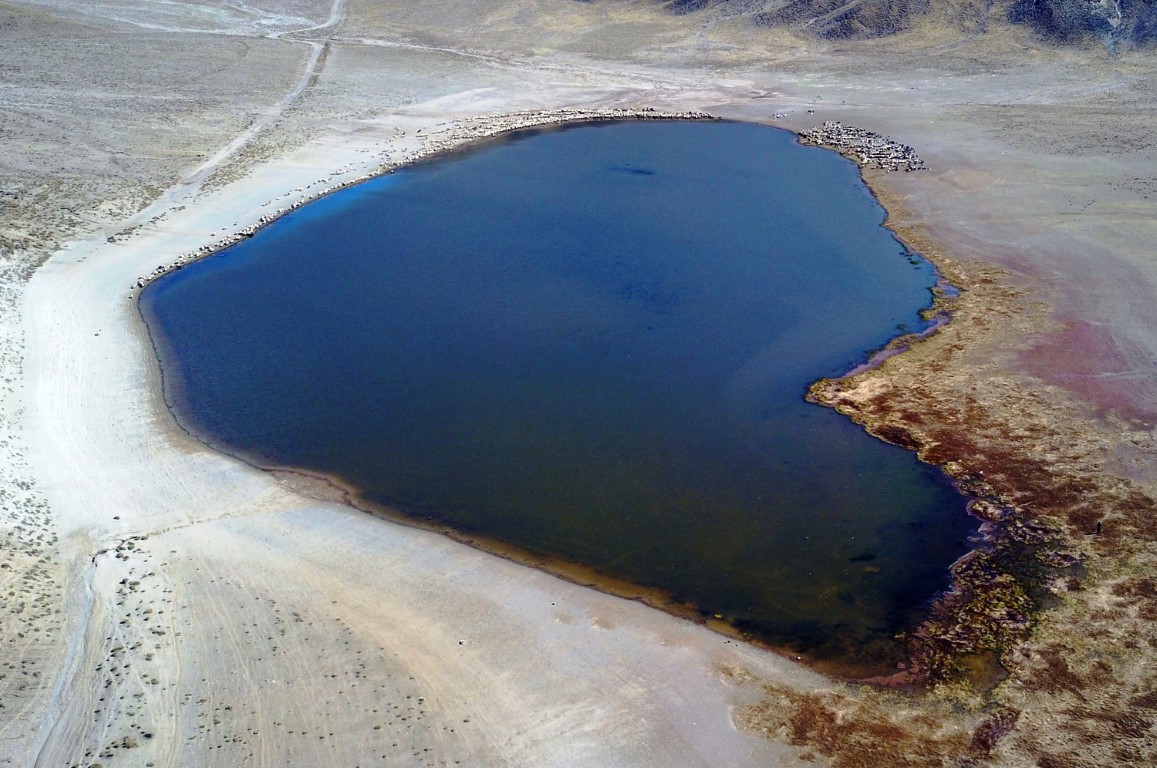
<box><xmin>141</xmin><ymin>120</ymin><xmax>973</xmax><ymax>675</ymax></box>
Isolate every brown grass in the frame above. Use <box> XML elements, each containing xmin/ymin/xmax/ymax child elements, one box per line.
<box><xmin>752</xmin><ymin>216</ymin><xmax>1157</xmax><ymax>767</ymax></box>
<box><xmin>738</xmin><ymin>685</ymin><xmax>974</xmax><ymax>768</ymax></box>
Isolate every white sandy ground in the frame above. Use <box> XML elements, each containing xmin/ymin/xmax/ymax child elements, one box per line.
<box><xmin>14</xmin><ymin>91</ymin><xmax>834</xmax><ymax>767</ymax></box>
<box><xmin>5</xmin><ymin>0</ymin><xmax>1157</xmax><ymax>766</ymax></box>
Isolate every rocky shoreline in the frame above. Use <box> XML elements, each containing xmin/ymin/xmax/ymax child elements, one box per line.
<box><xmin>799</xmin><ymin>121</ymin><xmax>926</xmax><ymax>173</ymax></box>
<box><xmin>129</xmin><ymin>107</ymin><xmax>716</xmax><ymax>292</ymax></box>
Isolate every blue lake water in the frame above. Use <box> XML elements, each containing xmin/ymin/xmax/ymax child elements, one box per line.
<box><xmin>141</xmin><ymin>120</ymin><xmax>974</xmax><ymax>676</ymax></box>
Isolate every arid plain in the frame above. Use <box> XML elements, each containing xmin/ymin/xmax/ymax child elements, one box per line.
<box><xmin>2</xmin><ymin>0</ymin><xmax>1156</xmax><ymax>765</ymax></box>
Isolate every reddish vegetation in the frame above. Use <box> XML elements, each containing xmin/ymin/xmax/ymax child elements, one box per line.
<box><xmin>741</xmin><ymin>217</ymin><xmax>1157</xmax><ymax>764</ymax></box>
<box><xmin>738</xmin><ymin>686</ymin><xmax>972</xmax><ymax>768</ymax></box>
<box><xmin>808</xmin><ymin>253</ymin><xmax>1157</xmax><ymax>689</ymax></box>
<box><xmin>1021</xmin><ymin>319</ymin><xmax>1157</xmax><ymax>424</ymax></box>
<box><xmin>966</xmin><ymin>708</ymin><xmax>1020</xmax><ymax>757</ymax></box>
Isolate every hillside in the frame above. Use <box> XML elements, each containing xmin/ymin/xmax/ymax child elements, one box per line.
<box><xmin>655</xmin><ymin>0</ymin><xmax>1157</xmax><ymax>45</ymax></box>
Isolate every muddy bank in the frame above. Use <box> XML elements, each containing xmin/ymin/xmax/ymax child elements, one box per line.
<box><xmin>792</xmin><ymin>176</ymin><xmax>1157</xmax><ymax>761</ymax></box>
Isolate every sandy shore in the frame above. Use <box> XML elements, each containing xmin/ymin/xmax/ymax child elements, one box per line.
<box><xmin>128</xmin><ymin>107</ymin><xmax>716</xmax><ymax>292</ymax></box>
<box><xmin>5</xmin><ymin>1</ymin><xmax>1157</xmax><ymax>766</ymax></box>
<box><xmin>16</xmin><ymin>105</ymin><xmax>835</xmax><ymax>767</ymax></box>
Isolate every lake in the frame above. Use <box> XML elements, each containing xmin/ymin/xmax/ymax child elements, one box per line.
<box><xmin>141</xmin><ymin>120</ymin><xmax>974</xmax><ymax>676</ymax></box>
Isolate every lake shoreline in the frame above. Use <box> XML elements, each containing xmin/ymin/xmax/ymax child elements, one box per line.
<box><xmin>127</xmin><ymin>108</ymin><xmax>717</xmax><ymax>295</ymax></box>
<box><xmin>13</xmin><ymin>8</ymin><xmax>1157</xmax><ymax>761</ymax></box>
<box><xmin>805</xmin><ymin>176</ymin><xmax>1101</xmax><ymax>691</ymax></box>
<box><xmin>25</xmin><ymin>101</ymin><xmax>829</xmax><ymax>767</ymax></box>
<box><xmin>135</xmin><ymin>111</ymin><xmax>978</xmax><ymax>686</ymax></box>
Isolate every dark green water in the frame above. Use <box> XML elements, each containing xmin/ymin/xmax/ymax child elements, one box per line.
<box><xmin>142</xmin><ymin>120</ymin><xmax>973</xmax><ymax>675</ymax></box>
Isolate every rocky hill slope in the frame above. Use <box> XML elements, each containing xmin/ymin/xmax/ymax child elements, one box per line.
<box><xmin>655</xmin><ymin>0</ymin><xmax>1156</xmax><ymax>46</ymax></box>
